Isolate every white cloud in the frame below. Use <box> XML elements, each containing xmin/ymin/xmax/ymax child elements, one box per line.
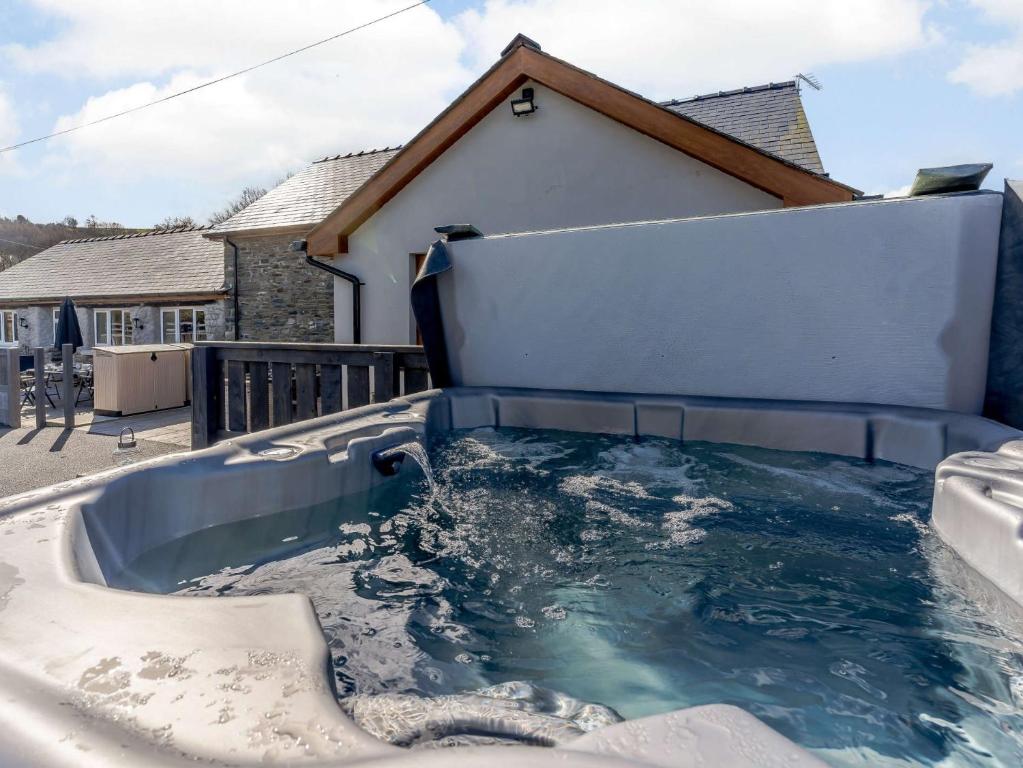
<box><xmin>2</xmin><ymin>0</ymin><xmax>942</xmax><ymax>220</ymax></box>
<box><xmin>0</xmin><ymin>86</ymin><xmax>17</xmax><ymax>145</ymax></box>
<box><xmin>455</xmin><ymin>0</ymin><xmax>938</xmax><ymax>98</ymax></box>
<box><xmin>4</xmin><ymin>0</ymin><xmax>449</xmax><ymax>80</ymax></box>
<box><xmin>949</xmin><ymin>0</ymin><xmax>1023</xmax><ymax>96</ymax></box>
<box><xmin>8</xmin><ymin>0</ymin><xmax>469</xmax><ymax>211</ymax></box>
<box><xmin>0</xmin><ymin>85</ymin><xmax>21</xmax><ymax>175</ymax></box>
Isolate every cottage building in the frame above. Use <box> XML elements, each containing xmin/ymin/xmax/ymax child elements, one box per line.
<box><xmin>211</xmin><ymin>35</ymin><xmax>857</xmax><ymax>345</ymax></box>
<box><xmin>0</xmin><ymin>226</ymin><xmax>226</xmax><ymax>352</ymax></box>
<box><xmin>207</xmin><ymin>150</ymin><xmax>395</xmax><ymax>342</ymax></box>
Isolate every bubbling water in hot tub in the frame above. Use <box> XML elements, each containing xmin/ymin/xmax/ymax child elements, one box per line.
<box><xmin>112</xmin><ymin>428</ymin><xmax>1023</xmax><ymax>764</ymax></box>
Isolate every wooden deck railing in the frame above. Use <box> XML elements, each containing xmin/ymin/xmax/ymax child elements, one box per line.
<box><xmin>191</xmin><ymin>342</ymin><xmax>431</xmax><ymax>449</ymax></box>
<box><xmin>1</xmin><ymin>345</ymin><xmax>81</xmax><ymax>430</ymax></box>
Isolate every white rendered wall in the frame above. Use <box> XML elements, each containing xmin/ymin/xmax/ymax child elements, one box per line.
<box><xmin>336</xmin><ymin>81</ymin><xmax>781</xmax><ymax>343</ymax></box>
<box><xmin>438</xmin><ymin>192</ymin><xmax>1003</xmax><ymax>414</ymax></box>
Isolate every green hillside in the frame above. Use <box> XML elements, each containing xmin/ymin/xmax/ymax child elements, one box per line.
<box><xmin>0</xmin><ymin>215</ymin><xmax>146</xmax><ymax>272</ymax></box>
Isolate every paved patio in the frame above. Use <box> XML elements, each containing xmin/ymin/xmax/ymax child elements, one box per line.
<box><xmin>18</xmin><ymin>389</ymin><xmax>191</xmax><ymax>446</ymax></box>
<box><xmin>1</xmin><ymin>402</ymin><xmax>192</xmax><ymax>499</ymax></box>
<box><xmin>83</xmin><ymin>407</ymin><xmax>192</xmax><ymax>446</ymax></box>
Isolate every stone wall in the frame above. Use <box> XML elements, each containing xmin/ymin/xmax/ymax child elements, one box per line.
<box><xmin>10</xmin><ymin>306</ymin><xmax>58</xmax><ymax>352</ymax></box>
<box><xmin>225</xmin><ymin>233</ymin><xmax>334</xmax><ymax>342</ymax></box>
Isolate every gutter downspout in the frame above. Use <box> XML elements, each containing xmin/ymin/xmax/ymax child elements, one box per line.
<box><xmin>409</xmin><ymin>225</ymin><xmax>482</xmax><ymax>388</ymax></box>
<box><xmin>225</xmin><ymin>238</ymin><xmax>240</xmax><ymax>340</ymax></box>
<box><xmin>290</xmin><ymin>240</ymin><xmax>362</xmax><ymax>344</ymax></box>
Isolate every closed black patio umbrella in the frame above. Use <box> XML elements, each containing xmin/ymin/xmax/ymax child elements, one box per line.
<box><xmin>54</xmin><ymin>296</ymin><xmax>84</xmax><ymax>353</ymax></box>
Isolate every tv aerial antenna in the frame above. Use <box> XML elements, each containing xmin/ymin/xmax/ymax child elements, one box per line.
<box><xmin>794</xmin><ymin>73</ymin><xmax>822</xmax><ymax>93</ymax></box>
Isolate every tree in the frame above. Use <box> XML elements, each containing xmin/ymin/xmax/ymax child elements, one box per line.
<box><xmin>208</xmin><ymin>185</ymin><xmax>269</xmax><ymax>225</ymax></box>
<box><xmin>0</xmin><ymin>214</ymin><xmax>136</xmax><ymax>273</ymax></box>
<box><xmin>154</xmin><ymin>215</ymin><xmax>197</xmax><ymax>229</ymax></box>
<box><xmin>0</xmin><ymin>252</ymin><xmax>24</xmax><ymax>271</ymax></box>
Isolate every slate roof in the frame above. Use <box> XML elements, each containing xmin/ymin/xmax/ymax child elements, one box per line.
<box><xmin>209</xmin><ymin>147</ymin><xmax>401</xmax><ymax>235</ymax></box>
<box><xmin>662</xmin><ymin>82</ymin><xmax>824</xmax><ymax>174</ymax></box>
<box><xmin>0</xmin><ymin>226</ymin><xmax>225</xmax><ymax>303</ymax></box>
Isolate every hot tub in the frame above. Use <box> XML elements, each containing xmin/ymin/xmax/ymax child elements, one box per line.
<box><xmin>0</xmin><ymin>387</ymin><xmax>1021</xmax><ymax>767</ymax></box>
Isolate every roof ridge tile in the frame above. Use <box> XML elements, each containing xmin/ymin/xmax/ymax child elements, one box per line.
<box><xmin>661</xmin><ymin>80</ymin><xmax>797</xmax><ymax>107</ymax></box>
<box><xmin>313</xmin><ymin>145</ymin><xmax>402</xmax><ymax>164</ymax></box>
<box><xmin>58</xmin><ymin>224</ymin><xmax>214</xmax><ymax>245</ymax></box>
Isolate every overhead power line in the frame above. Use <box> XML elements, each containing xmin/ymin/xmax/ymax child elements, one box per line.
<box><xmin>0</xmin><ymin>236</ymin><xmax>44</xmax><ymax>250</ymax></box>
<box><xmin>0</xmin><ymin>0</ymin><xmax>432</xmax><ymax>154</ymax></box>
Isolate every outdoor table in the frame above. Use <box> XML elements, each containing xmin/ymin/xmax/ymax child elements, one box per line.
<box><xmin>23</xmin><ymin>362</ymin><xmax>94</xmax><ymax>408</ymax></box>
<box><xmin>43</xmin><ymin>364</ymin><xmax>66</xmax><ymax>403</ymax></box>
<box><xmin>20</xmin><ymin>370</ymin><xmax>56</xmax><ymax>408</ymax></box>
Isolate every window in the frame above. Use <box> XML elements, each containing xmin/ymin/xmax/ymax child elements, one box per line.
<box><xmin>161</xmin><ymin>307</ymin><xmax>207</xmax><ymax>343</ymax></box>
<box><xmin>94</xmin><ymin>309</ymin><xmax>133</xmax><ymax>346</ymax></box>
<box><xmin>0</xmin><ymin>310</ymin><xmax>17</xmax><ymax>343</ymax></box>
<box><xmin>52</xmin><ymin>308</ymin><xmax>59</xmax><ymax>345</ymax></box>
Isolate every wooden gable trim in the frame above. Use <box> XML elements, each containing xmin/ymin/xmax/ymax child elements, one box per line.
<box><xmin>524</xmin><ymin>51</ymin><xmax>857</xmax><ymax>206</ymax></box>
<box><xmin>307</xmin><ymin>44</ymin><xmax>855</xmax><ymax>256</ymax></box>
<box><xmin>307</xmin><ymin>49</ymin><xmax>530</xmax><ymax>256</ymax></box>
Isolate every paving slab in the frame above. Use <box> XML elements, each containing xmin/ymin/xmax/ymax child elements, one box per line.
<box><xmin>0</xmin><ymin>424</ymin><xmax>183</xmax><ymax>498</ymax></box>
<box><xmin>84</xmin><ymin>406</ymin><xmax>192</xmax><ymax>447</ymax></box>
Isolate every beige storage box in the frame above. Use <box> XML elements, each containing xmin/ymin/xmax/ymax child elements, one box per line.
<box><xmin>93</xmin><ymin>344</ymin><xmax>192</xmax><ymax>416</ymax></box>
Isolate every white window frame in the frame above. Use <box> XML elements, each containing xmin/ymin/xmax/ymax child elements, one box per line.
<box><xmin>0</xmin><ymin>310</ymin><xmax>17</xmax><ymax>344</ymax></box>
<box><xmin>160</xmin><ymin>307</ymin><xmax>208</xmax><ymax>343</ymax></box>
<box><xmin>52</xmin><ymin>308</ymin><xmax>60</xmax><ymax>346</ymax></box>
<box><xmin>94</xmin><ymin>308</ymin><xmax>133</xmax><ymax>346</ymax></box>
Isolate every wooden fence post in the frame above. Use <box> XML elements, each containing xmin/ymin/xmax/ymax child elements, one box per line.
<box><xmin>62</xmin><ymin>344</ymin><xmax>75</xmax><ymax>429</ymax></box>
<box><xmin>33</xmin><ymin>347</ymin><xmax>46</xmax><ymax>430</ymax></box>
<box><xmin>373</xmin><ymin>352</ymin><xmax>395</xmax><ymax>403</ymax></box>
<box><xmin>191</xmin><ymin>346</ymin><xmax>219</xmax><ymax>449</ymax></box>
<box><xmin>3</xmin><ymin>348</ymin><xmax>19</xmax><ymax>428</ymax></box>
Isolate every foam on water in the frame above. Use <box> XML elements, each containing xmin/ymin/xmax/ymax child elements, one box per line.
<box><xmin>114</xmin><ymin>428</ymin><xmax>1023</xmax><ymax>765</ymax></box>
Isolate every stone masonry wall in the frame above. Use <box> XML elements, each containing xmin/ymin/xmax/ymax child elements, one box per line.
<box><xmin>4</xmin><ymin>300</ymin><xmax>226</xmax><ymax>353</ymax></box>
<box><xmin>225</xmin><ymin>232</ymin><xmax>334</xmax><ymax>342</ymax></box>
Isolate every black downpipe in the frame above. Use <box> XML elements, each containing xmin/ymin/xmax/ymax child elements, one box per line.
<box><xmin>290</xmin><ymin>240</ymin><xmax>362</xmax><ymax>344</ymax></box>
<box><xmin>411</xmin><ymin>240</ymin><xmax>452</xmax><ymax>387</ymax></box>
<box><xmin>410</xmin><ymin>226</ymin><xmax>481</xmax><ymax>388</ymax></box>
<box><xmin>225</xmin><ymin>238</ymin><xmax>240</xmax><ymax>340</ymax></box>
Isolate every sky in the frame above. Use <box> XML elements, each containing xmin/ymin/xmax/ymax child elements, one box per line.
<box><xmin>0</xmin><ymin>0</ymin><xmax>1021</xmax><ymax>227</ymax></box>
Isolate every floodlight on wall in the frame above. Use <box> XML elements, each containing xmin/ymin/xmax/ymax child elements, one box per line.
<box><xmin>132</xmin><ymin>317</ymin><xmax>144</xmax><ymax>331</ymax></box>
<box><xmin>510</xmin><ymin>88</ymin><xmax>537</xmax><ymax>117</ymax></box>
<box><xmin>18</xmin><ymin>317</ymin><xmax>28</xmax><ymax>329</ymax></box>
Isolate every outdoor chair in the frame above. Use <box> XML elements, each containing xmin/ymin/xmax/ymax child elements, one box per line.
<box><xmin>75</xmin><ymin>366</ymin><xmax>94</xmax><ymax>405</ymax></box>
<box><xmin>42</xmin><ymin>364</ymin><xmax>64</xmax><ymax>405</ymax></box>
<box><xmin>20</xmin><ymin>371</ymin><xmax>56</xmax><ymax>408</ymax></box>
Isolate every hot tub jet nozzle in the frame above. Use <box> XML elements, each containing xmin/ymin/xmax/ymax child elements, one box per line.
<box><xmin>372</xmin><ymin>446</ymin><xmax>407</xmax><ymax>477</ymax></box>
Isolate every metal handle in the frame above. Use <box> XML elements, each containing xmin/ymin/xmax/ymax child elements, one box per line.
<box><xmin>118</xmin><ymin>427</ymin><xmax>137</xmax><ymax>450</ymax></box>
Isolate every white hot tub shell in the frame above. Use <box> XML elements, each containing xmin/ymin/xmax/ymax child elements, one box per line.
<box><xmin>0</xmin><ymin>387</ymin><xmax>1021</xmax><ymax>767</ymax></box>
<box><xmin>2</xmin><ymin>189</ymin><xmax>1022</xmax><ymax>765</ymax></box>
